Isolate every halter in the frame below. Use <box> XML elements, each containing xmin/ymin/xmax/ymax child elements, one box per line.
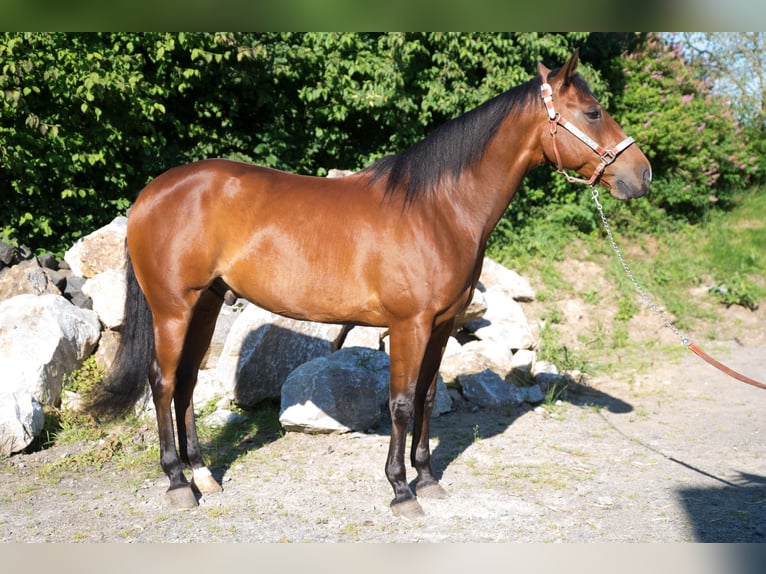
<box><xmin>540</xmin><ymin>80</ymin><xmax>635</xmax><ymax>186</ymax></box>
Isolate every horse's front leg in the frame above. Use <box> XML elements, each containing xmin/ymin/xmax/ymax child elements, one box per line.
<box><xmin>411</xmin><ymin>319</ymin><xmax>453</xmax><ymax>500</ymax></box>
<box><xmin>386</xmin><ymin>317</ymin><xmax>431</xmax><ymax>518</ymax></box>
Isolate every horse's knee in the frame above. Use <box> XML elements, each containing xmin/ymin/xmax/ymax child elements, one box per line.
<box><xmin>389</xmin><ymin>394</ymin><xmax>413</xmax><ymax>424</ymax></box>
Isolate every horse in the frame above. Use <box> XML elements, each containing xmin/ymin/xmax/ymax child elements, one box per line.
<box><xmin>92</xmin><ymin>50</ymin><xmax>651</xmax><ymax>519</ymax></box>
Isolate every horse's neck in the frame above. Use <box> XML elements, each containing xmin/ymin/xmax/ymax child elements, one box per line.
<box><xmin>450</xmin><ymin>116</ymin><xmax>543</xmax><ymax>247</ymax></box>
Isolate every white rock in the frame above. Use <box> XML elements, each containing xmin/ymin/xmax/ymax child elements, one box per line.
<box><xmin>478</xmin><ymin>257</ymin><xmax>536</xmax><ymax>302</ymax></box>
<box><xmin>63</xmin><ymin>216</ymin><xmax>127</xmax><ymax>278</ymax></box>
<box><xmin>0</xmin><ymin>294</ymin><xmax>101</xmax><ymax>406</ymax></box>
<box><xmin>0</xmin><ymin>392</ymin><xmax>45</xmax><ymax>456</ymax></box>
<box><xmin>81</xmin><ymin>268</ymin><xmax>126</xmax><ymax>329</ymax></box>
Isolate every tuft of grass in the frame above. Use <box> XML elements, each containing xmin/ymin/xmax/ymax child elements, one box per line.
<box><xmin>197</xmin><ymin>400</ymin><xmax>283</xmax><ymax>468</ymax></box>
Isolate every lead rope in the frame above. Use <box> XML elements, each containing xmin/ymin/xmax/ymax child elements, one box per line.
<box><xmin>591</xmin><ymin>186</ymin><xmax>766</xmax><ymax>391</ymax></box>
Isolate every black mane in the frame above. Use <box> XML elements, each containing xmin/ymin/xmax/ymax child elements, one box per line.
<box><xmin>366</xmin><ymin>75</ymin><xmax>542</xmax><ymax>204</ymax></box>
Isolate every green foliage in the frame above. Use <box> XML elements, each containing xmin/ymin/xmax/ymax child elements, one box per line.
<box><xmin>610</xmin><ymin>34</ymin><xmax>759</xmax><ymax>221</ymax></box>
<box><xmin>0</xmin><ymin>32</ymin><xmax>588</xmax><ymax>254</ymax></box>
<box><xmin>1</xmin><ymin>32</ymin><xmax>762</xmax><ymax>258</ymax></box>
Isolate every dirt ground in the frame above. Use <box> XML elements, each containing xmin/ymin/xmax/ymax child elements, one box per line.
<box><xmin>1</xmin><ymin>263</ymin><xmax>765</xmax><ymax>544</ymax></box>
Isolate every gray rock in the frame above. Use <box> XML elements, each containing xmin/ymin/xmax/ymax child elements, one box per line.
<box><xmin>463</xmin><ymin>291</ymin><xmax>535</xmax><ymax>351</ymax></box>
<box><xmin>478</xmin><ymin>257</ymin><xmax>536</xmax><ymax>302</ymax></box>
<box><xmin>440</xmin><ymin>338</ymin><xmax>514</xmax><ymax>385</ymax></box>
<box><xmin>457</xmin><ymin>369</ymin><xmax>525</xmax><ymax>408</ymax></box>
<box><xmin>216</xmin><ymin>304</ymin><xmax>346</xmax><ymax>407</ymax></box>
<box><xmin>340</xmin><ymin>325</ymin><xmax>386</xmax><ymax>351</ymax></box>
<box><xmin>279</xmin><ymin>349</ymin><xmax>388</xmax><ymax>433</ymax></box>
<box><xmin>0</xmin><ymin>392</ymin><xmax>45</xmax><ymax>456</ymax></box>
<box><xmin>202</xmin><ymin>409</ymin><xmax>247</xmax><ymax>429</ymax></box>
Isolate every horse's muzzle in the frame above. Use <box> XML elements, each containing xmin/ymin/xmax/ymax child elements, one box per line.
<box><xmin>616</xmin><ymin>167</ymin><xmax>651</xmax><ymax>199</ymax></box>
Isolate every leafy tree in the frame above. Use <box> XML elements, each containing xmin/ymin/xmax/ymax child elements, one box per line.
<box><xmin>609</xmin><ymin>34</ymin><xmax>759</xmax><ymax>221</ymax></box>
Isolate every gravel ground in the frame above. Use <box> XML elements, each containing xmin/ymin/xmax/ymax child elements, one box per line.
<box><xmin>2</xmin><ymin>338</ymin><xmax>765</xmax><ymax>544</ymax></box>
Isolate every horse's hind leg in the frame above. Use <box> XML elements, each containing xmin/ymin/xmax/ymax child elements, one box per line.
<box><xmin>411</xmin><ymin>319</ymin><xmax>453</xmax><ymax>500</ymax></box>
<box><xmin>174</xmin><ymin>289</ymin><xmax>224</xmax><ymax>496</ymax></box>
<box><xmin>149</xmin><ymin>306</ymin><xmax>199</xmax><ymax>509</ymax></box>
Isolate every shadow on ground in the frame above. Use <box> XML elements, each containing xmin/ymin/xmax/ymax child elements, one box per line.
<box><xmin>677</xmin><ymin>471</ymin><xmax>766</xmax><ymax>543</ymax></box>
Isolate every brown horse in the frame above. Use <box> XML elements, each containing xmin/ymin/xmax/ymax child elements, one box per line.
<box><xmin>93</xmin><ymin>50</ymin><xmax>651</xmax><ymax>518</ymax></box>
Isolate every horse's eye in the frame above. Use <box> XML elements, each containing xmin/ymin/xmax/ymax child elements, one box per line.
<box><xmin>585</xmin><ymin>109</ymin><xmax>602</xmax><ymax>121</ymax></box>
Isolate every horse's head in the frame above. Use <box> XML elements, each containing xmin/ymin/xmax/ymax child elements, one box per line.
<box><xmin>537</xmin><ymin>50</ymin><xmax>651</xmax><ymax>200</ymax></box>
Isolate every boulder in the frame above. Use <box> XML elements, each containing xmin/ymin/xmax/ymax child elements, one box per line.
<box><xmin>463</xmin><ymin>292</ymin><xmax>535</xmax><ymax>351</ymax></box>
<box><xmin>81</xmin><ymin>268</ymin><xmax>126</xmax><ymax>329</ymax></box>
<box><xmin>0</xmin><ymin>258</ymin><xmax>62</xmax><ymax>302</ymax></box>
<box><xmin>457</xmin><ymin>369</ymin><xmax>525</xmax><ymax>408</ymax></box>
<box><xmin>454</xmin><ymin>288</ymin><xmax>488</xmax><ymax>329</ymax></box>
<box><xmin>63</xmin><ymin>216</ymin><xmax>127</xmax><ymax>278</ymax></box>
<box><xmin>216</xmin><ymin>304</ymin><xmax>346</xmax><ymax>406</ymax></box>
<box><xmin>279</xmin><ymin>346</ymin><xmax>452</xmax><ymax>434</ymax></box>
<box><xmin>440</xmin><ymin>338</ymin><xmax>514</xmax><ymax>385</ymax></box>
<box><xmin>339</xmin><ymin>325</ymin><xmax>386</xmax><ymax>351</ymax></box>
<box><xmin>0</xmin><ymin>392</ymin><xmax>45</xmax><ymax>456</ymax></box>
<box><xmin>279</xmin><ymin>348</ymin><xmax>390</xmax><ymax>433</ymax></box>
<box><xmin>0</xmin><ymin>294</ymin><xmax>101</xmax><ymax>406</ymax></box>
<box><xmin>478</xmin><ymin>257</ymin><xmax>536</xmax><ymax>302</ymax></box>
<box><xmin>508</xmin><ymin>349</ymin><xmax>537</xmax><ymax>386</ymax></box>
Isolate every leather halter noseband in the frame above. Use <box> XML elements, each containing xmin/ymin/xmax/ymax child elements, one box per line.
<box><xmin>540</xmin><ymin>79</ymin><xmax>635</xmax><ymax>186</ymax></box>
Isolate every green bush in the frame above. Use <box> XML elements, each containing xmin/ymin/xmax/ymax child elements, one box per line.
<box><xmin>1</xmin><ymin>32</ymin><xmax>761</xmax><ymax>256</ymax></box>
<box><xmin>610</xmin><ymin>34</ymin><xmax>759</xmax><ymax>221</ymax></box>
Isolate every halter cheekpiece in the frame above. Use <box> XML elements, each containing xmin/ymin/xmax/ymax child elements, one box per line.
<box><xmin>540</xmin><ymin>78</ymin><xmax>635</xmax><ymax>186</ymax></box>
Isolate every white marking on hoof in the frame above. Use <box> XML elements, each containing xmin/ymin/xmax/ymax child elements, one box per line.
<box><xmin>192</xmin><ymin>467</ymin><xmax>222</xmax><ymax>494</ymax></box>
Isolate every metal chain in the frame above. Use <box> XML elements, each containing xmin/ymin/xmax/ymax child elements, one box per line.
<box><xmin>591</xmin><ymin>186</ymin><xmax>690</xmax><ymax>346</ymax></box>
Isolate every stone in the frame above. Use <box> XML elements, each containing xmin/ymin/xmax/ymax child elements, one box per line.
<box><xmin>0</xmin><ymin>259</ymin><xmax>62</xmax><ymax>302</ymax></box>
<box><xmin>279</xmin><ymin>348</ymin><xmax>390</xmax><ymax>433</ymax></box>
<box><xmin>202</xmin><ymin>409</ymin><xmax>247</xmax><ymax>429</ymax></box>
<box><xmin>340</xmin><ymin>325</ymin><xmax>386</xmax><ymax>351</ymax></box>
<box><xmin>203</xmin><ymin>298</ymin><xmax>249</xmax><ymax>369</ymax></box>
<box><xmin>93</xmin><ymin>329</ymin><xmax>121</xmax><ymax>370</ymax></box>
<box><xmin>216</xmin><ymin>304</ymin><xmax>346</xmax><ymax>407</ymax></box>
<box><xmin>463</xmin><ymin>291</ymin><xmax>535</xmax><ymax>351</ymax></box>
<box><xmin>63</xmin><ymin>216</ymin><xmax>127</xmax><ymax>278</ymax></box>
<box><xmin>439</xmin><ymin>338</ymin><xmax>514</xmax><ymax>385</ymax></box>
<box><xmin>194</xmin><ymin>369</ymin><xmax>228</xmax><ymax>413</ymax></box>
<box><xmin>457</xmin><ymin>369</ymin><xmax>525</xmax><ymax>408</ymax></box>
<box><xmin>0</xmin><ymin>294</ymin><xmax>101</xmax><ymax>406</ymax></box>
<box><xmin>509</xmin><ymin>349</ymin><xmax>537</xmax><ymax>385</ymax></box>
<box><xmin>326</xmin><ymin>169</ymin><xmax>354</xmax><ymax>178</ymax></box>
<box><xmin>62</xmin><ymin>274</ymin><xmax>92</xmax><ymax>310</ymax></box>
<box><xmin>0</xmin><ymin>392</ymin><xmax>45</xmax><ymax>456</ymax></box>
<box><xmin>478</xmin><ymin>257</ymin><xmax>536</xmax><ymax>302</ymax></box>
<box><xmin>523</xmin><ymin>384</ymin><xmax>546</xmax><ymax>404</ymax></box>
<box><xmin>454</xmin><ymin>288</ymin><xmax>488</xmax><ymax>328</ymax></box>
<box><xmin>81</xmin><ymin>268</ymin><xmax>126</xmax><ymax>329</ymax></box>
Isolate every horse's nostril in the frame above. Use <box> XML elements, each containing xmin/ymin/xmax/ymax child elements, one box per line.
<box><xmin>643</xmin><ymin>168</ymin><xmax>652</xmax><ymax>187</ymax></box>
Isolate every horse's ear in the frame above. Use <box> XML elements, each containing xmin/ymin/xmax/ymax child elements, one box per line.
<box><xmin>562</xmin><ymin>48</ymin><xmax>580</xmax><ymax>86</ymax></box>
<box><xmin>537</xmin><ymin>61</ymin><xmax>552</xmax><ymax>81</ymax></box>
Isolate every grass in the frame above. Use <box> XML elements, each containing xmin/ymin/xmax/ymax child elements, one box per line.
<box><xmin>489</xmin><ymin>186</ymin><xmax>766</xmax><ymax>378</ymax></box>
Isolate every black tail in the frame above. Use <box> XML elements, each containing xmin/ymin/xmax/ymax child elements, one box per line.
<box><xmin>90</xmin><ymin>250</ymin><xmax>155</xmax><ymax>419</ymax></box>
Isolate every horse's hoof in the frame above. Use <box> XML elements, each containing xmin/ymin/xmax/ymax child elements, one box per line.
<box><xmin>390</xmin><ymin>498</ymin><xmax>425</xmax><ymax>519</ymax></box>
<box><xmin>416</xmin><ymin>482</ymin><xmax>449</xmax><ymax>499</ymax></box>
<box><xmin>166</xmin><ymin>486</ymin><xmax>198</xmax><ymax>509</ymax></box>
<box><xmin>192</xmin><ymin>467</ymin><xmax>222</xmax><ymax>494</ymax></box>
